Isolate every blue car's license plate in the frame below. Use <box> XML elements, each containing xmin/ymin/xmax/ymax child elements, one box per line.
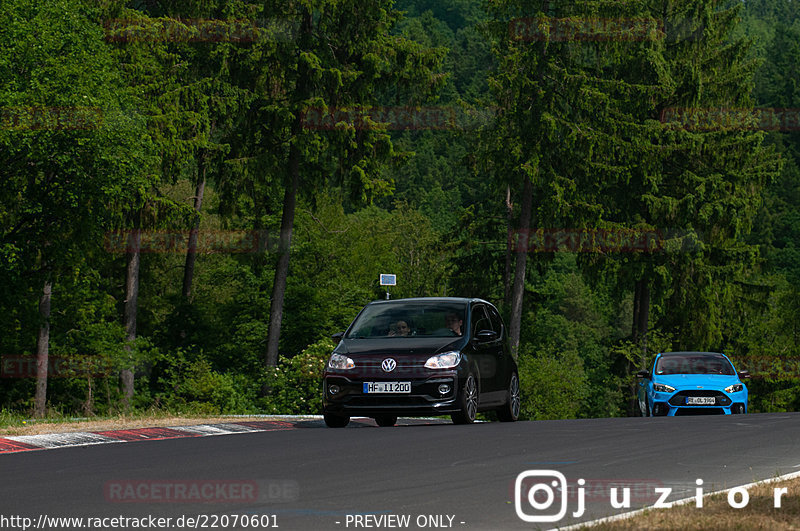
<box><xmin>686</xmin><ymin>396</ymin><xmax>715</xmax><ymax>405</ymax></box>
<box><xmin>363</xmin><ymin>382</ymin><xmax>411</xmax><ymax>394</ymax></box>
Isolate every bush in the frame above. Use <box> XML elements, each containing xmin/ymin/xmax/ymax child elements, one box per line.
<box><xmin>154</xmin><ymin>351</ymin><xmax>258</xmax><ymax>415</ymax></box>
<box><xmin>517</xmin><ymin>345</ymin><xmax>589</xmax><ymax>420</ymax></box>
<box><xmin>260</xmin><ymin>338</ymin><xmax>334</xmax><ymax>415</ymax></box>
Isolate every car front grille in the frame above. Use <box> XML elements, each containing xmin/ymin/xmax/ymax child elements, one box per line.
<box><xmin>668</xmin><ymin>390</ymin><xmax>730</xmax><ymax>407</ymax></box>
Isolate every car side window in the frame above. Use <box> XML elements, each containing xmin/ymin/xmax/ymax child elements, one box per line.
<box><xmin>471</xmin><ymin>305</ymin><xmax>491</xmax><ymax>337</ymax></box>
<box><xmin>487</xmin><ymin>306</ymin><xmax>503</xmax><ymax>337</ymax></box>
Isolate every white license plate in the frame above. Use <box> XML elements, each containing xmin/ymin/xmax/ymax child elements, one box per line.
<box><xmin>363</xmin><ymin>382</ymin><xmax>411</xmax><ymax>394</ymax></box>
<box><xmin>686</xmin><ymin>396</ymin><xmax>715</xmax><ymax>405</ymax></box>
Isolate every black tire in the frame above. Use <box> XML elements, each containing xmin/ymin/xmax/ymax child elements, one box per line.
<box><xmin>324</xmin><ymin>412</ymin><xmax>350</xmax><ymax>428</ymax></box>
<box><xmin>496</xmin><ymin>372</ymin><xmax>520</xmax><ymax>422</ymax></box>
<box><xmin>375</xmin><ymin>415</ymin><xmax>397</xmax><ymax>427</ymax></box>
<box><xmin>451</xmin><ymin>373</ymin><xmax>479</xmax><ymax>425</ymax></box>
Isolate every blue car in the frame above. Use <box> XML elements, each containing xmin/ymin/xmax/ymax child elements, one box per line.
<box><xmin>636</xmin><ymin>351</ymin><xmax>750</xmax><ymax>416</ymax></box>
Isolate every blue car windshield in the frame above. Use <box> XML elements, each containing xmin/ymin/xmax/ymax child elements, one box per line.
<box><xmin>346</xmin><ymin>301</ymin><xmax>467</xmax><ymax>338</ymax></box>
<box><xmin>655</xmin><ymin>355</ymin><xmax>735</xmax><ymax>375</ymax></box>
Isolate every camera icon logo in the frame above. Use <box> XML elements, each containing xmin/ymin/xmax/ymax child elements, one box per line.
<box><xmin>514</xmin><ymin>470</ymin><xmax>568</xmax><ymax>523</ymax></box>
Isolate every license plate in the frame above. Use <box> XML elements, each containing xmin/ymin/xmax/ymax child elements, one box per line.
<box><xmin>686</xmin><ymin>396</ymin><xmax>715</xmax><ymax>405</ymax></box>
<box><xmin>363</xmin><ymin>382</ymin><xmax>411</xmax><ymax>394</ymax></box>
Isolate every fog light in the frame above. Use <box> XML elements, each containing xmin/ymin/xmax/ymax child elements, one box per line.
<box><xmin>438</xmin><ymin>384</ymin><xmax>451</xmax><ymax>395</ymax></box>
<box><xmin>328</xmin><ymin>384</ymin><xmax>340</xmax><ymax>395</ymax></box>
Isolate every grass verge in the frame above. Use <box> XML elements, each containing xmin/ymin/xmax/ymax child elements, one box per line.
<box><xmin>0</xmin><ymin>410</ymin><xmax>284</xmax><ymax>437</ymax></box>
<box><xmin>586</xmin><ymin>475</ymin><xmax>800</xmax><ymax>530</ymax></box>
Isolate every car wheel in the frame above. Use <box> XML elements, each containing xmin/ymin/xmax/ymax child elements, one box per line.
<box><xmin>324</xmin><ymin>412</ymin><xmax>350</xmax><ymax>428</ymax></box>
<box><xmin>496</xmin><ymin>372</ymin><xmax>520</xmax><ymax>422</ymax></box>
<box><xmin>375</xmin><ymin>415</ymin><xmax>397</xmax><ymax>427</ymax></box>
<box><xmin>451</xmin><ymin>373</ymin><xmax>478</xmax><ymax>425</ymax></box>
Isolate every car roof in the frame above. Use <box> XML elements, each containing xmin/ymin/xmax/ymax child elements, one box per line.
<box><xmin>366</xmin><ymin>297</ymin><xmax>491</xmax><ymax>306</ymax></box>
<box><xmin>657</xmin><ymin>351</ymin><xmax>729</xmax><ymax>358</ymax></box>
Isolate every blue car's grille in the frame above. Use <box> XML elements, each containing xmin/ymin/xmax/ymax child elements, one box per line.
<box><xmin>668</xmin><ymin>390</ymin><xmax>730</xmax><ymax>407</ymax></box>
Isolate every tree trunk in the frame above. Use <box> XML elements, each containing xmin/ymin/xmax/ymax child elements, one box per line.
<box><xmin>504</xmin><ymin>185</ymin><xmax>514</xmax><ymax>308</ymax></box>
<box><xmin>34</xmin><ymin>279</ymin><xmax>52</xmax><ymax>418</ymax></box>
<box><xmin>182</xmin><ymin>152</ymin><xmax>207</xmax><ymax>300</ymax></box>
<box><xmin>265</xmin><ymin>140</ymin><xmax>301</xmax><ymax>368</ymax></box>
<box><xmin>508</xmin><ymin>175</ymin><xmax>533</xmax><ymax>359</ymax></box>
<box><xmin>636</xmin><ymin>280</ymin><xmax>650</xmax><ymax>366</ymax></box>
<box><xmin>121</xmin><ymin>228</ymin><xmax>140</xmax><ymax>410</ymax></box>
<box><xmin>632</xmin><ymin>280</ymin><xmax>641</xmax><ymax>342</ymax></box>
<box><xmin>264</xmin><ymin>9</ymin><xmax>312</xmax><ymax>369</ymax></box>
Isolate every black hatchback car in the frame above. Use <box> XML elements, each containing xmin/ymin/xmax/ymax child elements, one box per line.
<box><xmin>322</xmin><ymin>297</ymin><xmax>520</xmax><ymax>427</ymax></box>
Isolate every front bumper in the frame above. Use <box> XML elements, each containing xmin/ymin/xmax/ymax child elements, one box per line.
<box><xmin>650</xmin><ymin>389</ymin><xmax>747</xmax><ymax>416</ymax></box>
<box><xmin>322</xmin><ymin>373</ymin><xmax>462</xmax><ymax>416</ymax></box>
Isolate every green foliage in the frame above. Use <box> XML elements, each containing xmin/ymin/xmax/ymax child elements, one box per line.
<box><xmin>518</xmin><ymin>345</ymin><xmax>589</xmax><ymax>421</ymax></box>
<box><xmin>154</xmin><ymin>352</ymin><xmax>258</xmax><ymax>415</ymax></box>
<box><xmin>2</xmin><ymin>0</ymin><xmax>800</xmax><ymax>420</ymax></box>
<box><xmin>260</xmin><ymin>338</ymin><xmax>334</xmax><ymax>415</ymax></box>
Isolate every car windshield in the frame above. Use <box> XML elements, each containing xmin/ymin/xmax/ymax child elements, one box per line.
<box><xmin>655</xmin><ymin>355</ymin><xmax>736</xmax><ymax>376</ymax></box>
<box><xmin>346</xmin><ymin>301</ymin><xmax>467</xmax><ymax>338</ymax></box>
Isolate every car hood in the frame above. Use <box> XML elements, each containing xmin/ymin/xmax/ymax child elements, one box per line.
<box><xmin>336</xmin><ymin>337</ymin><xmax>465</xmax><ymax>357</ymax></box>
<box><xmin>654</xmin><ymin>374</ymin><xmax>742</xmax><ymax>389</ymax></box>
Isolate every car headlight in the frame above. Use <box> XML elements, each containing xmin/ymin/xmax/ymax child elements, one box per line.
<box><xmin>725</xmin><ymin>383</ymin><xmax>743</xmax><ymax>393</ymax></box>
<box><xmin>328</xmin><ymin>353</ymin><xmax>355</xmax><ymax>370</ymax></box>
<box><xmin>653</xmin><ymin>383</ymin><xmax>676</xmax><ymax>393</ymax></box>
<box><xmin>424</xmin><ymin>351</ymin><xmax>461</xmax><ymax>369</ymax></box>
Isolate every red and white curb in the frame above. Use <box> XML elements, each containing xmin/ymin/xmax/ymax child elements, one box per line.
<box><xmin>0</xmin><ymin>416</ymin><xmax>445</xmax><ymax>454</ymax></box>
<box><xmin>0</xmin><ymin>421</ymin><xmax>291</xmax><ymax>454</ymax></box>
<box><xmin>0</xmin><ymin>417</ymin><xmax>317</xmax><ymax>454</ymax></box>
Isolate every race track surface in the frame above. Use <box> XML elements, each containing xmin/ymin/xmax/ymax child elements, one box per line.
<box><xmin>2</xmin><ymin>413</ymin><xmax>799</xmax><ymax>530</ymax></box>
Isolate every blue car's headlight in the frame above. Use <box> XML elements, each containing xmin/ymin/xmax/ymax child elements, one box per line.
<box><xmin>328</xmin><ymin>353</ymin><xmax>355</xmax><ymax>370</ymax></box>
<box><xmin>725</xmin><ymin>383</ymin><xmax>743</xmax><ymax>393</ymax></box>
<box><xmin>653</xmin><ymin>383</ymin><xmax>676</xmax><ymax>393</ymax></box>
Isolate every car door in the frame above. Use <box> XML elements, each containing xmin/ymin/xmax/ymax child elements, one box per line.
<box><xmin>637</xmin><ymin>357</ymin><xmax>657</xmax><ymax>415</ymax></box>
<box><xmin>469</xmin><ymin>303</ymin><xmax>503</xmax><ymax>405</ymax></box>
<box><xmin>487</xmin><ymin>304</ymin><xmax>511</xmax><ymax>401</ymax></box>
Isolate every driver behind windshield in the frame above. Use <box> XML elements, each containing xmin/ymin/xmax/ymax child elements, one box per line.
<box><xmin>388</xmin><ymin>320</ymin><xmax>411</xmax><ymax>336</ymax></box>
<box><xmin>445</xmin><ymin>312</ymin><xmax>463</xmax><ymax>336</ymax></box>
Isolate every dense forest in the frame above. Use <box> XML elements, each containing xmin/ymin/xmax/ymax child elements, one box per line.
<box><xmin>1</xmin><ymin>0</ymin><xmax>798</xmax><ymax>420</ymax></box>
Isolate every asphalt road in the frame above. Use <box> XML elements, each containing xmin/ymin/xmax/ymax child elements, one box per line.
<box><xmin>2</xmin><ymin>413</ymin><xmax>800</xmax><ymax>530</ymax></box>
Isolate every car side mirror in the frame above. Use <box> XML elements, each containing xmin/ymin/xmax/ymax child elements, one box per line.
<box><xmin>474</xmin><ymin>329</ymin><xmax>498</xmax><ymax>342</ymax></box>
<box><xmin>332</xmin><ymin>331</ymin><xmax>344</xmax><ymax>342</ymax></box>
<box><xmin>636</xmin><ymin>370</ymin><xmax>650</xmax><ymax>379</ymax></box>
<box><xmin>737</xmin><ymin>370</ymin><xmax>751</xmax><ymax>380</ymax></box>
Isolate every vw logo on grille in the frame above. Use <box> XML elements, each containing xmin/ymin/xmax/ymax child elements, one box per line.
<box><xmin>381</xmin><ymin>358</ymin><xmax>397</xmax><ymax>372</ymax></box>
